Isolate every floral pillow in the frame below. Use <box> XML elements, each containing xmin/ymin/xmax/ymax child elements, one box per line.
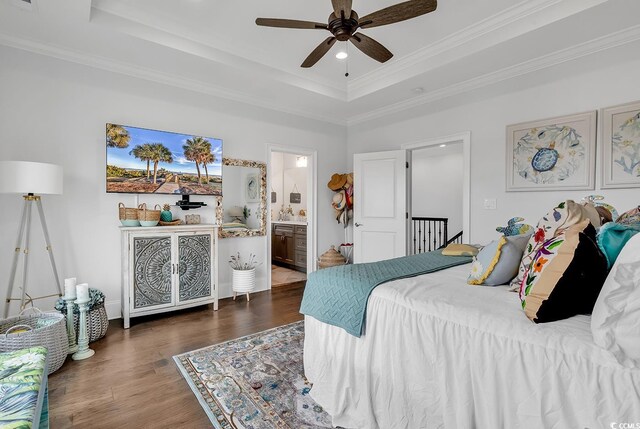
<box><xmin>495</xmin><ymin>217</ymin><xmax>533</xmax><ymax>237</ymax></box>
<box><xmin>616</xmin><ymin>205</ymin><xmax>640</xmax><ymax>226</ymax></box>
<box><xmin>520</xmin><ymin>220</ymin><xmax>608</xmax><ymax>323</ymax></box>
<box><xmin>511</xmin><ymin>200</ymin><xmax>601</xmax><ymax>289</ymax></box>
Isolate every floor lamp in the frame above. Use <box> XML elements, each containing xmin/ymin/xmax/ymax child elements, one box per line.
<box><xmin>0</xmin><ymin>161</ymin><xmax>64</xmax><ymax>318</ymax></box>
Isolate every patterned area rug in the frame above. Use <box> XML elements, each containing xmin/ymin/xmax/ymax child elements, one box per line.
<box><xmin>174</xmin><ymin>321</ymin><xmax>333</xmax><ymax>429</ymax></box>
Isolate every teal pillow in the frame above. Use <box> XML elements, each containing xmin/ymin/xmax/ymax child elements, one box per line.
<box><xmin>468</xmin><ymin>233</ymin><xmax>531</xmax><ymax>286</ymax></box>
<box><xmin>597</xmin><ymin>222</ymin><xmax>640</xmax><ymax>268</ymax></box>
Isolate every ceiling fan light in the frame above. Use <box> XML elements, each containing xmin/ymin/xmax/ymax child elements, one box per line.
<box><xmin>336</xmin><ymin>51</ymin><xmax>348</xmax><ymax>60</ymax></box>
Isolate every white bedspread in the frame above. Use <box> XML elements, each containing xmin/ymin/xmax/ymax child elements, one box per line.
<box><xmin>304</xmin><ymin>264</ymin><xmax>640</xmax><ymax>429</ymax></box>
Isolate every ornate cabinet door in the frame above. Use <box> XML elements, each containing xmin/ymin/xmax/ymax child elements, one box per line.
<box><xmin>177</xmin><ymin>233</ymin><xmax>213</xmax><ymax>303</ymax></box>
<box><xmin>131</xmin><ymin>235</ymin><xmax>174</xmax><ymax>311</ymax></box>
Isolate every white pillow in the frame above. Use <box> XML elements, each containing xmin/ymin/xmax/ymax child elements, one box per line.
<box><xmin>591</xmin><ymin>233</ymin><xmax>640</xmax><ymax>368</ymax></box>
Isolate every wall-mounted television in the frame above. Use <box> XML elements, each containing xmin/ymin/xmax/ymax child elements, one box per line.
<box><xmin>106</xmin><ymin>123</ymin><xmax>223</xmax><ymax>195</ymax></box>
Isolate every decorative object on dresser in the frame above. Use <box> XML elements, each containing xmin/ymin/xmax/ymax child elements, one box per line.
<box><xmin>506</xmin><ymin>111</ymin><xmax>597</xmax><ymax>191</ymax></box>
<box><xmin>0</xmin><ymin>161</ymin><xmax>64</xmax><ymax>318</ymax></box>
<box><xmin>229</xmin><ymin>253</ymin><xmax>260</xmax><ymax>301</ymax></box>
<box><xmin>272</xmin><ymin>224</ymin><xmax>307</xmax><ymax>272</ymax></box>
<box><xmin>55</xmin><ymin>284</ymin><xmax>108</xmax><ymax>344</ymax></box>
<box><xmin>118</xmin><ymin>202</ymin><xmax>140</xmax><ymax>226</ymax></box>
<box><xmin>0</xmin><ymin>308</ymin><xmax>68</xmax><ymax>374</ymax></box>
<box><xmin>120</xmin><ymin>224</ymin><xmax>218</xmax><ymax>329</ymax></box>
<box><xmin>185</xmin><ymin>214</ymin><xmax>201</xmax><ymax>225</ymax></box>
<box><xmin>137</xmin><ymin>203</ymin><xmax>161</xmax><ymax>227</ymax></box>
<box><xmin>219</xmin><ymin>158</ymin><xmax>267</xmax><ymax>238</ymax></box>
<box><xmin>601</xmin><ymin>100</ymin><xmax>640</xmax><ymax>188</ymax></box>
<box><xmin>160</xmin><ymin>204</ymin><xmax>173</xmax><ymax>222</ymax></box>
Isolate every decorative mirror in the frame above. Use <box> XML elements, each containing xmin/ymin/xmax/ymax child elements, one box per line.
<box><xmin>219</xmin><ymin>158</ymin><xmax>267</xmax><ymax>238</ymax></box>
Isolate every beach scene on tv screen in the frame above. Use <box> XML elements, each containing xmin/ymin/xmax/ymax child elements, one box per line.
<box><xmin>106</xmin><ymin>124</ymin><xmax>223</xmax><ymax>195</ymax></box>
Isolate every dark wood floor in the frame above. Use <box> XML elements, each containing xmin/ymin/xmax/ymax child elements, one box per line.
<box><xmin>48</xmin><ymin>283</ymin><xmax>305</xmax><ymax>428</ymax></box>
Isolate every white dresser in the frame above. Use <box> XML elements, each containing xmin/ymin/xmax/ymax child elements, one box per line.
<box><xmin>120</xmin><ymin>224</ymin><xmax>218</xmax><ymax>328</ymax></box>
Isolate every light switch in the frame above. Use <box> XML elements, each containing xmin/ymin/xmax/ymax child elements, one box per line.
<box><xmin>483</xmin><ymin>198</ymin><xmax>497</xmax><ymax>210</ymax></box>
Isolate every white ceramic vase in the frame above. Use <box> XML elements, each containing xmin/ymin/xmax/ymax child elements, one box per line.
<box><xmin>232</xmin><ymin>268</ymin><xmax>256</xmax><ymax>301</ymax></box>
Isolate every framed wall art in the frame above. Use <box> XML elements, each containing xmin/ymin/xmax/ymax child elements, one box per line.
<box><xmin>601</xmin><ymin>100</ymin><xmax>640</xmax><ymax>188</ymax></box>
<box><xmin>245</xmin><ymin>173</ymin><xmax>259</xmax><ymax>202</ymax></box>
<box><xmin>506</xmin><ymin>111</ymin><xmax>596</xmax><ymax>192</ymax></box>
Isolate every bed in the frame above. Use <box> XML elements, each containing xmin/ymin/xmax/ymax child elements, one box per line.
<box><xmin>303</xmin><ymin>264</ymin><xmax>640</xmax><ymax>429</ymax></box>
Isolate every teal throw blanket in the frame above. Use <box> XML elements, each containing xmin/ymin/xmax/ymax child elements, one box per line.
<box><xmin>300</xmin><ymin>250</ymin><xmax>472</xmax><ymax>337</ymax></box>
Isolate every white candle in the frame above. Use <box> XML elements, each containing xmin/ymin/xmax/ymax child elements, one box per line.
<box><xmin>76</xmin><ymin>283</ymin><xmax>90</xmax><ymax>302</ymax></box>
<box><xmin>64</xmin><ymin>278</ymin><xmax>77</xmax><ymax>299</ymax></box>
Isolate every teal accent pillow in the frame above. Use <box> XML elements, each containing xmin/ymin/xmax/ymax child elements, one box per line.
<box><xmin>468</xmin><ymin>233</ymin><xmax>531</xmax><ymax>286</ymax></box>
<box><xmin>597</xmin><ymin>222</ymin><xmax>640</xmax><ymax>268</ymax></box>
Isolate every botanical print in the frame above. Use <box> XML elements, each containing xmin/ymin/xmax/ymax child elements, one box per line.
<box><xmin>611</xmin><ymin>111</ymin><xmax>640</xmax><ymax>177</ymax></box>
<box><xmin>603</xmin><ymin>101</ymin><xmax>640</xmax><ymax>188</ymax></box>
<box><xmin>513</xmin><ymin>125</ymin><xmax>585</xmax><ymax>184</ymax></box>
<box><xmin>506</xmin><ymin>112</ymin><xmax>596</xmax><ymax>191</ymax></box>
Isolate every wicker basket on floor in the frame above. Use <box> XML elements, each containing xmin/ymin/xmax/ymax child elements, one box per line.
<box><xmin>0</xmin><ymin>309</ymin><xmax>68</xmax><ymax>374</ymax></box>
<box><xmin>60</xmin><ymin>304</ymin><xmax>108</xmax><ymax>343</ymax></box>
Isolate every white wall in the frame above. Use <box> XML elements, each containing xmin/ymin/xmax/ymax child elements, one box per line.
<box><xmin>0</xmin><ymin>46</ymin><xmax>347</xmax><ymax>319</ymax></box>
<box><xmin>411</xmin><ymin>144</ymin><xmax>464</xmax><ymax>236</ymax></box>
<box><xmin>349</xmin><ymin>56</ymin><xmax>640</xmax><ymax>245</ymax></box>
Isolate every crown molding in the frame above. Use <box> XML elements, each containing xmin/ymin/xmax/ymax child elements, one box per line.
<box><xmin>347</xmin><ymin>24</ymin><xmax>640</xmax><ymax>126</ymax></box>
<box><xmin>0</xmin><ymin>33</ymin><xmax>348</xmax><ymax>126</ymax></box>
<box><xmin>346</xmin><ymin>0</ymin><xmax>608</xmax><ymax>101</ymax></box>
<box><xmin>90</xmin><ymin>2</ymin><xmax>348</xmax><ymax>101</ymax></box>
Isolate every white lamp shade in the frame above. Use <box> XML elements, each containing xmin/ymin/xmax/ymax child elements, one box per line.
<box><xmin>227</xmin><ymin>206</ymin><xmax>244</xmax><ymax>217</ymax></box>
<box><xmin>0</xmin><ymin>161</ymin><xmax>63</xmax><ymax>195</ymax></box>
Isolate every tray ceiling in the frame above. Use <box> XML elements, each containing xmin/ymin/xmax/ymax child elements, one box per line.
<box><xmin>1</xmin><ymin>0</ymin><xmax>638</xmax><ymax>125</ymax></box>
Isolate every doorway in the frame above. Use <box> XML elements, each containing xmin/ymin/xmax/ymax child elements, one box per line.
<box><xmin>404</xmin><ymin>132</ymin><xmax>471</xmax><ymax>254</ymax></box>
<box><xmin>267</xmin><ymin>146</ymin><xmax>317</xmax><ymax>289</ymax></box>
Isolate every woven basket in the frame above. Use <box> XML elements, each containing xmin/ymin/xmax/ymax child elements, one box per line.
<box><xmin>118</xmin><ymin>202</ymin><xmax>138</xmax><ymax>221</ymax></box>
<box><xmin>0</xmin><ymin>309</ymin><xmax>69</xmax><ymax>374</ymax></box>
<box><xmin>60</xmin><ymin>304</ymin><xmax>108</xmax><ymax>343</ymax></box>
<box><xmin>138</xmin><ymin>203</ymin><xmax>161</xmax><ymax>222</ymax></box>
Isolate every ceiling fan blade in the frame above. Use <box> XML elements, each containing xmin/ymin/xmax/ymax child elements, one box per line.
<box><xmin>255</xmin><ymin>18</ymin><xmax>328</xmax><ymax>30</ymax></box>
<box><xmin>350</xmin><ymin>33</ymin><xmax>393</xmax><ymax>63</ymax></box>
<box><xmin>331</xmin><ymin>0</ymin><xmax>352</xmax><ymax>19</ymax></box>
<box><xmin>301</xmin><ymin>37</ymin><xmax>337</xmax><ymax>68</ymax></box>
<box><xmin>359</xmin><ymin>0</ymin><xmax>437</xmax><ymax>29</ymax></box>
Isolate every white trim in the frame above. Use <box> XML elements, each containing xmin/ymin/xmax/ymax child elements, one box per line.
<box><xmin>266</xmin><ymin>144</ymin><xmax>318</xmax><ymax>289</ymax></box>
<box><xmin>0</xmin><ymin>34</ymin><xmax>347</xmax><ymax>127</ymax></box>
<box><xmin>347</xmin><ymin>0</ymin><xmax>607</xmax><ymax>100</ymax></box>
<box><xmin>402</xmin><ymin>131</ymin><xmax>471</xmax><ymax>243</ymax></box>
<box><xmin>348</xmin><ymin>25</ymin><xmax>640</xmax><ymax>125</ymax></box>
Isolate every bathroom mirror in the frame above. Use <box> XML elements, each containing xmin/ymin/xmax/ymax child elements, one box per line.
<box><xmin>219</xmin><ymin>158</ymin><xmax>267</xmax><ymax>238</ymax></box>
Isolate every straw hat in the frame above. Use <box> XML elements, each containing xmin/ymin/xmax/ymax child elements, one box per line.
<box><xmin>328</xmin><ymin>173</ymin><xmax>347</xmax><ymax>191</ymax></box>
<box><xmin>332</xmin><ymin>189</ymin><xmax>347</xmax><ymax>211</ymax></box>
<box><xmin>346</xmin><ymin>173</ymin><xmax>353</xmax><ymax>186</ymax></box>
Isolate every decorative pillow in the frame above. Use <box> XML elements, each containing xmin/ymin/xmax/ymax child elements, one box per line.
<box><xmin>468</xmin><ymin>233</ymin><xmax>531</xmax><ymax>286</ymax></box>
<box><xmin>616</xmin><ymin>205</ymin><xmax>640</xmax><ymax>226</ymax></box>
<box><xmin>591</xmin><ymin>233</ymin><xmax>640</xmax><ymax>368</ymax></box>
<box><xmin>597</xmin><ymin>222</ymin><xmax>640</xmax><ymax>268</ymax></box>
<box><xmin>495</xmin><ymin>217</ymin><xmax>533</xmax><ymax>237</ymax></box>
<box><xmin>511</xmin><ymin>200</ymin><xmax>601</xmax><ymax>289</ymax></box>
<box><xmin>582</xmin><ymin>194</ymin><xmax>619</xmax><ymax>222</ymax></box>
<box><xmin>519</xmin><ymin>220</ymin><xmax>608</xmax><ymax>323</ymax></box>
<box><xmin>441</xmin><ymin>243</ymin><xmax>479</xmax><ymax>257</ymax></box>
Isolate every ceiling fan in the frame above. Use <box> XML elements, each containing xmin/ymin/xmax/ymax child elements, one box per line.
<box><xmin>256</xmin><ymin>0</ymin><xmax>437</xmax><ymax>68</ymax></box>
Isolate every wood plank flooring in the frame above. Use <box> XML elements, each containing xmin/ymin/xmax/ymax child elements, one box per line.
<box><xmin>48</xmin><ymin>283</ymin><xmax>305</xmax><ymax>428</ymax></box>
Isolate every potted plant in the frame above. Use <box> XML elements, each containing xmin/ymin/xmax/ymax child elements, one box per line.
<box><xmin>229</xmin><ymin>253</ymin><xmax>260</xmax><ymax>301</ymax></box>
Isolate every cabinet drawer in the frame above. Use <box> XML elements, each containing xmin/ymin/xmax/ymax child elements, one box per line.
<box><xmin>295</xmin><ymin>251</ymin><xmax>307</xmax><ymax>268</ymax></box>
<box><xmin>294</xmin><ymin>225</ymin><xmax>307</xmax><ymax>235</ymax></box>
<box><xmin>295</xmin><ymin>237</ymin><xmax>306</xmax><ymax>251</ymax></box>
<box><xmin>274</xmin><ymin>225</ymin><xmax>294</xmax><ymax>237</ymax></box>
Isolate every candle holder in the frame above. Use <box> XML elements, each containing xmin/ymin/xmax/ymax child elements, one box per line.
<box><xmin>63</xmin><ymin>296</ymin><xmax>79</xmax><ymax>354</ymax></box>
<box><xmin>72</xmin><ymin>299</ymin><xmax>95</xmax><ymax>361</ymax></box>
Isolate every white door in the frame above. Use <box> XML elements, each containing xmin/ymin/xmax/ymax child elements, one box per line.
<box><xmin>353</xmin><ymin>150</ymin><xmax>408</xmax><ymax>263</ymax></box>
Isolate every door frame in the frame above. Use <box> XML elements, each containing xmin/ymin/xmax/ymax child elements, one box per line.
<box><xmin>266</xmin><ymin>144</ymin><xmax>318</xmax><ymax>289</ymax></box>
<box><xmin>402</xmin><ymin>131</ymin><xmax>471</xmax><ymax>243</ymax></box>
